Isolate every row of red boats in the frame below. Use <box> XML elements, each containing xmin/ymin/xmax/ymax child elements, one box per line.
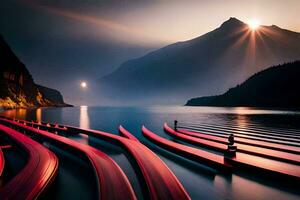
<box><xmin>0</xmin><ymin>117</ymin><xmax>299</xmax><ymax>199</ymax></box>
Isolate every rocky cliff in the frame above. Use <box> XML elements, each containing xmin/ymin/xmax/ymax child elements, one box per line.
<box><xmin>0</xmin><ymin>35</ymin><xmax>71</xmax><ymax>108</ymax></box>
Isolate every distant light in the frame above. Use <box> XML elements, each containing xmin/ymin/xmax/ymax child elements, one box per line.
<box><xmin>80</xmin><ymin>81</ymin><xmax>87</xmax><ymax>88</ymax></box>
<box><xmin>247</xmin><ymin>19</ymin><xmax>260</xmax><ymax>30</ymax></box>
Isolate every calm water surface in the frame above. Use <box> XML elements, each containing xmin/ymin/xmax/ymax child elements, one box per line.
<box><xmin>1</xmin><ymin>106</ymin><xmax>300</xmax><ymax>200</ymax></box>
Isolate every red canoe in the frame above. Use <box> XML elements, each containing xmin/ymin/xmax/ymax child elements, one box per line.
<box><xmin>18</xmin><ymin>120</ymin><xmax>68</xmax><ymax>133</ymax></box>
<box><xmin>0</xmin><ymin>119</ymin><xmax>136</xmax><ymax>200</ymax></box>
<box><xmin>119</xmin><ymin>125</ymin><xmax>140</xmax><ymax>142</ymax></box>
<box><xmin>21</xmin><ymin>120</ymin><xmax>190</xmax><ymax>200</ymax></box>
<box><xmin>181</xmin><ymin>123</ymin><xmax>300</xmax><ymax>139</ymax></box>
<box><xmin>61</xmin><ymin>124</ymin><xmax>190</xmax><ymax>200</ymax></box>
<box><xmin>0</xmin><ymin>124</ymin><xmax>59</xmax><ymax>200</ymax></box>
<box><xmin>169</xmin><ymin>122</ymin><xmax>300</xmax><ymax>156</ymax></box>
<box><xmin>180</xmin><ymin>125</ymin><xmax>300</xmax><ymax>147</ymax></box>
<box><xmin>118</xmin><ymin>125</ymin><xmax>191</xmax><ymax>200</ymax></box>
<box><xmin>0</xmin><ymin>148</ymin><xmax>4</xmax><ymax>177</ymax></box>
<box><xmin>142</xmin><ymin>125</ymin><xmax>232</xmax><ymax>173</ymax></box>
<box><xmin>177</xmin><ymin>128</ymin><xmax>300</xmax><ymax>165</ymax></box>
<box><xmin>165</xmin><ymin>123</ymin><xmax>227</xmax><ymax>152</ymax></box>
<box><xmin>3</xmin><ymin>119</ymin><xmax>190</xmax><ymax>200</ymax></box>
<box><xmin>165</xmin><ymin>123</ymin><xmax>300</xmax><ymax>181</ymax></box>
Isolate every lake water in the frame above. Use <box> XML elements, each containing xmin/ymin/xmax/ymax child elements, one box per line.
<box><xmin>1</xmin><ymin>106</ymin><xmax>300</xmax><ymax>200</ymax></box>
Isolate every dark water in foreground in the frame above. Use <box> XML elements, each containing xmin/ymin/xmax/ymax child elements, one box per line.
<box><xmin>1</xmin><ymin>106</ymin><xmax>300</xmax><ymax>200</ymax></box>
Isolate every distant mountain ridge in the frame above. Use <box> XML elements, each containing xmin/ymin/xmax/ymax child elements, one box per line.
<box><xmin>185</xmin><ymin>61</ymin><xmax>300</xmax><ymax>108</ymax></box>
<box><xmin>0</xmin><ymin>35</ymin><xmax>71</xmax><ymax>108</ymax></box>
<box><xmin>98</xmin><ymin>17</ymin><xmax>300</xmax><ymax>105</ymax></box>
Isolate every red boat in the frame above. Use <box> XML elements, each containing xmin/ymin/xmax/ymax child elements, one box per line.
<box><xmin>3</xmin><ymin>118</ymin><xmax>191</xmax><ymax>199</ymax></box>
<box><xmin>0</xmin><ymin>124</ymin><xmax>59</xmax><ymax>200</ymax></box>
<box><xmin>165</xmin><ymin>123</ymin><xmax>300</xmax><ymax>181</ymax></box>
<box><xmin>0</xmin><ymin>118</ymin><xmax>136</xmax><ymax>200</ymax></box>
<box><xmin>180</xmin><ymin>123</ymin><xmax>300</xmax><ymax>140</ymax></box>
<box><xmin>118</xmin><ymin>125</ymin><xmax>191</xmax><ymax>200</ymax></box>
<box><xmin>18</xmin><ymin>120</ymin><xmax>68</xmax><ymax>133</ymax></box>
<box><xmin>142</xmin><ymin>125</ymin><xmax>232</xmax><ymax>172</ymax></box>
<box><xmin>178</xmin><ymin>126</ymin><xmax>300</xmax><ymax>154</ymax></box>
<box><xmin>0</xmin><ymin>148</ymin><xmax>4</xmax><ymax>177</ymax></box>
<box><xmin>58</xmin><ymin>124</ymin><xmax>190</xmax><ymax>200</ymax></box>
<box><xmin>119</xmin><ymin>125</ymin><xmax>140</xmax><ymax>142</ymax></box>
<box><xmin>177</xmin><ymin>128</ymin><xmax>300</xmax><ymax>165</ymax></box>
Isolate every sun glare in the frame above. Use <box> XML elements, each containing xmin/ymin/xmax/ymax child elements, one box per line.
<box><xmin>247</xmin><ymin>19</ymin><xmax>260</xmax><ymax>30</ymax></box>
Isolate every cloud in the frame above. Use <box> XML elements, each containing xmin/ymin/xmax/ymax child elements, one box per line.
<box><xmin>20</xmin><ymin>0</ymin><xmax>168</xmax><ymax>46</ymax></box>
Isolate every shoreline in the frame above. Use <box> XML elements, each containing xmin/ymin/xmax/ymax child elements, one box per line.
<box><xmin>184</xmin><ymin>104</ymin><xmax>300</xmax><ymax>112</ymax></box>
<box><xmin>0</xmin><ymin>104</ymin><xmax>73</xmax><ymax>111</ymax></box>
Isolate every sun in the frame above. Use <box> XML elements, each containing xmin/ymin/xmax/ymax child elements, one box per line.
<box><xmin>80</xmin><ymin>81</ymin><xmax>87</xmax><ymax>88</ymax></box>
<box><xmin>247</xmin><ymin>19</ymin><xmax>261</xmax><ymax>30</ymax></box>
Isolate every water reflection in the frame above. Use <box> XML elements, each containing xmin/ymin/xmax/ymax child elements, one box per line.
<box><xmin>36</xmin><ymin>108</ymin><xmax>42</xmax><ymax>122</ymax></box>
<box><xmin>79</xmin><ymin>106</ymin><xmax>90</xmax><ymax>129</ymax></box>
<box><xmin>1</xmin><ymin>108</ymin><xmax>27</xmax><ymax>119</ymax></box>
<box><xmin>234</xmin><ymin>114</ymin><xmax>249</xmax><ymax>129</ymax></box>
<box><xmin>1</xmin><ymin>106</ymin><xmax>300</xmax><ymax>199</ymax></box>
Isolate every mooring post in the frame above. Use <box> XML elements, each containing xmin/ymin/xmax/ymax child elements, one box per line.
<box><xmin>174</xmin><ymin>120</ymin><xmax>178</xmax><ymax>131</ymax></box>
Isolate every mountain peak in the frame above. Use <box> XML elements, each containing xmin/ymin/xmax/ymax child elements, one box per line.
<box><xmin>98</xmin><ymin>17</ymin><xmax>300</xmax><ymax>105</ymax></box>
<box><xmin>220</xmin><ymin>17</ymin><xmax>245</xmax><ymax>28</ymax></box>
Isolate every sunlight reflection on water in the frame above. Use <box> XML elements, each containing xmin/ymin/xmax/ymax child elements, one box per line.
<box><xmin>79</xmin><ymin>105</ymin><xmax>90</xmax><ymax>129</ymax></box>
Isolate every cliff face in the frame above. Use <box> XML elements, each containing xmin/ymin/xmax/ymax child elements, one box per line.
<box><xmin>185</xmin><ymin>61</ymin><xmax>300</xmax><ymax>109</ymax></box>
<box><xmin>36</xmin><ymin>85</ymin><xmax>68</xmax><ymax>106</ymax></box>
<box><xmin>0</xmin><ymin>35</ymin><xmax>70</xmax><ymax>108</ymax></box>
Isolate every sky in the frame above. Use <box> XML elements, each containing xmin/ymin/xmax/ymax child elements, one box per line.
<box><xmin>1</xmin><ymin>0</ymin><xmax>300</xmax><ymax>105</ymax></box>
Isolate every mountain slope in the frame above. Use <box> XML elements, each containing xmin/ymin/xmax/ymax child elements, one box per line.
<box><xmin>0</xmin><ymin>35</ymin><xmax>71</xmax><ymax>108</ymax></box>
<box><xmin>185</xmin><ymin>61</ymin><xmax>300</xmax><ymax>108</ymax></box>
<box><xmin>98</xmin><ymin>18</ymin><xmax>300</xmax><ymax>105</ymax></box>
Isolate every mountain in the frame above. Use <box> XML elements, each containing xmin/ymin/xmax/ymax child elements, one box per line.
<box><xmin>185</xmin><ymin>61</ymin><xmax>300</xmax><ymax>108</ymax></box>
<box><xmin>0</xmin><ymin>35</ymin><xmax>71</xmax><ymax>108</ymax></box>
<box><xmin>98</xmin><ymin>17</ymin><xmax>300</xmax><ymax>105</ymax></box>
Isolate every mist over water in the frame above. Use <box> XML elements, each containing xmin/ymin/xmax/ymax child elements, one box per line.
<box><xmin>1</xmin><ymin>106</ymin><xmax>300</xmax><ymax>200</ymax></box>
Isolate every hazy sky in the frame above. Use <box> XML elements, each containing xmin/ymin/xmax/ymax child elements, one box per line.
<box><xmin>1</xmin><ymin>0</ymin><xmax>299</xmax><ymax>105</ymax></box>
